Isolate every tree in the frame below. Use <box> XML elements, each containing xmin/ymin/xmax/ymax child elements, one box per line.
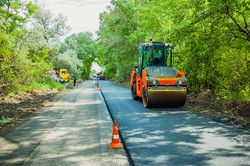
<box><xmin>52</xmin><ymin>49</ymin><xmax>83</xmax><ymax>75</ymax></box>
<box><xmin>32</xmin><ymin>8</ymin><xmax>71</xmax><ymax>43</ymax></box>
<box><xmin>59</xmin><ymin>32</ymin><xmax>97</xmax><ymax>78</ymax></box>
<box><xmin>24</xmin><ymin>8</ymin><xmax>71</xmax><ymax>61</ymax></box>
<box><xmin>97</xmin><ymin>0</ymin><xmax>144</xmax><ymax>81</ymax></box>
<box><xmin>97</xmin><ymin>0</ymin><xmax>249</xmax><ymax>100</ymax></box>
<box><xmin>0</xmin><ymin>0</ymin><xmax>43</xmax><ymax>96</ymax></box>
<box><xmin>0</xmin><ymin>1</ymin><xmax>72</xmax><ymax>96</ymax></box>
<box><xmin>0</xmin><ymin>0</ymin><xmax>37</xmax><ymax>33</ymax></box>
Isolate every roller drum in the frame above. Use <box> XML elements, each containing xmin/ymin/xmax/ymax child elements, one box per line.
<box><xmin>147</xmin><ymin>88</ymin><xmax>186</xmax><ymax>107</ymax></box>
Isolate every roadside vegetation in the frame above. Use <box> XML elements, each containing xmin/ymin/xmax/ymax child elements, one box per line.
<box><xmin>58</xmin><ymin>32</ymin><xmax>97</xmax><ymax>78</ymax></box>
<box><xmin>0</xmin><ymin>0</ymin><xmax>97</xmax><ymax>126</ymax></box>
<box><xmin>97</xmin><ymin>0</ymin><xmax>249</xmax><ymax>101</ymax></box>
<box><xmin>0</xmin><ymin>1</ymin><xmax>96</xmax><ymax>98</ymax></box>
<box><xmin>2</xmin><ymin>0</ymin><xmax>248</xmax><ymax>101</ymax></box>
<box><xmin>0</xmin><ymin>1</ymin><xmax>65</xmax><ymax>97</ymax></box>
<box><xmin>0</xmin><ymin>0</ymin><xmax>249</xmax><ymax>128</ymax></box>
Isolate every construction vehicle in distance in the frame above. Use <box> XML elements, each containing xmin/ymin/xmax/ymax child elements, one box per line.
<box><xmin>43</xmin><ymin>69</ymin><xmax>70</xmax><ymax>83</ymax></box>
<box><xmin>130</xmin><ymin>38</ymin><xmax>187</xmax><ymax>108</ymax></box>
<box><xmin>96</xmin><ymin>71</ymin><xmax>106</xmax><ymax>80</ymax></box>
<box><xmin>58</xmin><ymin>69</ymin><xmax>70</xmax><ymax>82</ymax></box>
<box><xmin>100</xmin><ymin>72</ymin><xmax>106</xmax><ymax>80</ymax></box>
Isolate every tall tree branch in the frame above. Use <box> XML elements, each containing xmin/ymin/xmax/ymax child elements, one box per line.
<box><xmin>242</xmin><ymin>13</ymin><xmax>249</xmax><ymax>34</ymax></box>
<box><xmin>222</xmin><ymin>0</ymin><xmax>250</xmax><ymax>41</ymax></box>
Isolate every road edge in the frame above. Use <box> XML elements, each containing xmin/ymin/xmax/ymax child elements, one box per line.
<box><xmin>98</xmin><ymin>85</ymin><xmax>135</xmax><ymax>166</ymax></box>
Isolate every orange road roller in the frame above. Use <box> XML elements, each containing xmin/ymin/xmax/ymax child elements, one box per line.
<box><xmin>130</xmin><ymin>39</ymin><xmax>187</xmax><ymax>108</ymax></box>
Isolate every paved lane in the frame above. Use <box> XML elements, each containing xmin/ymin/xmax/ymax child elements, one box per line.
<box><xmin>0</xmin><ymin>80</ymin><xmax>129</xmax><ymax>166</ymax></box>
<box><xmin>99</xmin><ymin>80</ymin><xmax>250</xmax><ymax>166</ymax></box>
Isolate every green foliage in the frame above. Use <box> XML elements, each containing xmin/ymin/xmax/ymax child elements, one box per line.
<box><xmin>59</xmin><ymin>32</ymin><xmax>97</xmax><ymax>79</ymax></box>
<box><xmin>91</xmin><ymin>69</ymin><xmax>97</xmax><ymax>74</ymax></box>
<box><xmin>0</xmin><ymin>1</ymin><xmax>69</xmax><ymax>97</ymax></box>
<box><xmin>23</xmin><ymin>80</ymin><xmax>65</xmax><ymax>92</ymax></box>
<box><xmin>97</xmin><ymin>0</ymin><xmax>250</xmax><ymax>101</ymax></box>
<box><xmin>0</xmin><ymin>0</ymin><xmax>37</xmax><ymax>33</ymax></box>
<box><xmin>97</xmin><ymin>0</ymin><xmax>144</xmax><ymax>81</ymax></box>
<box><xmin>0</xmin><ymin>117</ymin><xmax>12</xmax><ymax>126</ymax></box>
<box><xmin>52</xmin><ymin>49</ymin><xmax>83</xmax><ymax>76</ymax></box>
<box><xmin>32</xmin><ymin>8</ymin><xmax>71</xmax><ymax>43</ymax></box>
<box><xmin>0</xmin><ymin>29</ymin><xmax>51</xmax><ymax>96</ymax></box>
<box><xmin>105</xmin><ymin>62</ymin><xmax>118</xmax><ymax>79</ymax></box>
<box><xmin>44</xmin><ymin>80</ymin><xmax>65</xmax><ymax>89</ymax></box>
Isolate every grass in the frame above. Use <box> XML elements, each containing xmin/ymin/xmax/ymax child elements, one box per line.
<box><xmin>5</xmin><ymin>92</ymin><xmax>15</xmax><ymax>98</ymax></box>
<box><xmin>45</xmin><ymin>81</ymin><xmax>65</xmax><ymax>89</ymax></box>
<box><xmin>3</xmin><ymin>80</ymin><xmax>65</xmax><ymax>98</ymax></box>
<box><xmin>0</xmin><ymin>117</ymin><xmax>12</xmax><ymax>126</ymax></box>
<box><xmin>66</xmin><ymin>80</ymin><xmax>73</xmax><ymax>84</ymax></box>
<box><xmin>226</xmin><ymin>92</ymin><xmax>250</xmax><ymax>101</ymax></box>
<box><xmin>25</xmin><ymin>81</ymin><xmax>65</xmax><ymax>91</ymax></box>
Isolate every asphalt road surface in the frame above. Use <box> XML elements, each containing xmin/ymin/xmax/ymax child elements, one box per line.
<box><xmin>99</xmin><ymin>80</ymin><xmax>250</xmax><ymax>166</ymax></box>
<box><xmin>0</xmin><ymin>80</ymin><xmax>129</xmax><ymax>166</ymax></box>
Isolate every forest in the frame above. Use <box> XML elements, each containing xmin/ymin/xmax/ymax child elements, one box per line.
<box><xmin>0</xmin><ymin>0</ymin><xmax>249</xmax><ymax>101</ymax></box>
<box><xmin>97</xmin><ymin>0</ymin><xmax>249</xmax><ymax>100</ymax></box>
<box><xmin>0</xmin><ymin>0</ymin><xmax>97</xmax><ymax>96</ymax></box>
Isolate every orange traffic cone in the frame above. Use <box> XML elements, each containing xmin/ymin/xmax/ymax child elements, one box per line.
<box><xmin>109</xmin><ymin>121</ymin><xmax>123</xmax><ymax>148</ymax></box>
<box><xmin>98</xmin><ymin>85</ymin><xmax>100</xmax><ymax>91</ymax></box>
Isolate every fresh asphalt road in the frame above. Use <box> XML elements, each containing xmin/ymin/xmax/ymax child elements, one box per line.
<box><xmin>99</xmin><ymin>80</ymin><xmax>250</xmax><ymax>166</ymax></box>
<box><xmin>0</xmin><ymin>80</ymin><xmax>128</xmax><ymax>166</ymax></box>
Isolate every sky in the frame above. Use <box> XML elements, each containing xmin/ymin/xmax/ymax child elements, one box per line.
<box><xmin>38</xmin><ymin>0</ymin><xmax>111</xmax><ymax>37</ymax></box>
<box><xmin>38</xmin><ymin>0</ymin><xmax>111</xmax><ymax>72</ymax></box>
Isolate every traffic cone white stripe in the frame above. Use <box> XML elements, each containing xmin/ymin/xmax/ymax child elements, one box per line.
<box><xmin>112</xmin><ymin>135</ymin><xmax>119</xmax><ymax>139</ymax></box>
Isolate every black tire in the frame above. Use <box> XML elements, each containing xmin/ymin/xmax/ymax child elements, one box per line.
<box><xmin>131</xmin><ymin>83</ymin><xmax>140</xmax><ymax>100</ymax></box>
<box><xmin>142</xmin><ymin>88</ymin><xmax>150</xmax><ymax>108</ymax></box>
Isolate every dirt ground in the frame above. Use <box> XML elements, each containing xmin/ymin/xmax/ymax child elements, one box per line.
<box><xmin>184</xmin><ymin>89</ymin><xmax>250</xmax><ymax>129</ymax></box>
<box><xmin>0</xmin><ymin>80</ymin><xmax>84</xmax><ymax>136</ymax></box>
<box><xmin>111</xmin><ymin>79</ymin><xmax>250</xmax><ymax>130</ymax></box>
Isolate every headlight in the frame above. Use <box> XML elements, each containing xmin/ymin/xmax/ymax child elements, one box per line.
<box><xmin>147</xmin><ymin>78</ymin><xmax>159</xmax><ymax>85</ymax></box>
<box><xmin>175</xmin><ymin>78</ymin><xmax>187</xmax><ymax>86</ymax></box>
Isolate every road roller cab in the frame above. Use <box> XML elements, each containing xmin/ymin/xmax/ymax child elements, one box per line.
<box><xmin>100</xmin><ymin>72</ymin><xmax>106</xmax><ymax>80</ymax></box>
<box><xmin>131</xmin><ymin>40</ymin><xmax>187</xmax><ymax>107</ymax></box>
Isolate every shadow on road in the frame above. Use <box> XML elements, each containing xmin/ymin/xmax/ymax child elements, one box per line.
<box><xmin>99</xmin><ymin>80</ymin><xmax>250</xmax><ymax>166</ymax></box>
<box><xmin>0</xmin><ymin>81</ymin><xmax>128</xmax><ymax>166</ymax></box>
